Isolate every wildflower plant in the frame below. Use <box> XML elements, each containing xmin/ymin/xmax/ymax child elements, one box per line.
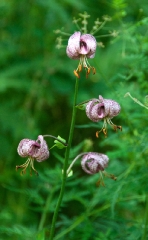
<box><xmin>17</xmin><ymin>12</ymin><xmax>121</xmax><ymax>240</ymax></box>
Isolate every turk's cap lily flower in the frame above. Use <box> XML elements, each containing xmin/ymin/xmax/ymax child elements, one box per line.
<box><xmin>85</xmin><ymin>95</ymin><xmax>122</xmax><ymax>137</ymax></box>
<box><xmin>81</xmin><ymin>152</ymin><xmax>109</xmax><ymax>174</ymax></box>
<box><xmin>81</xmin><ymin>152</ymin><xmax>117</xmax><ymax>186</ymax></box>
<box><xmin>66</xmin><ymin>31</ymin><xmax>97</xmax><ymax>78</ymax></box>
<box><xmin>16</xmin><ymin>135</ymin><xmax>49</xmax><ymax>175</ymax></box>
<box><xmin>66</xmin><ymin>152</ymin><xmax>117</xmax><ymax>187</ymax></box>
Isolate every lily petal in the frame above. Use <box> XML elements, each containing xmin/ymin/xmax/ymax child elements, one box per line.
<box><xmin>100</xmin><ymin>96</ymin><xmax>121</xmax><ymax>118</ymax></box>
<box><xmin>66</xmin><ymin>32</ymin><xmax>81</xmax><ymax>59</ymax></box>
<box><xmin>33</xmin><ymin>135</ymin><xmax>49</xmax><ymax>162</ymax></box>
<box><xmin>17</xmin><ymin>139</ymin><xmax>38</xmax><ymax>158</ymax></box>
<box><xmin>79</xmin><ymin>34</ymin><xmax>97</xmax><ymax>58</ymax></box>
<box><xmin>81</xmin><ymin>152</ymin><xmax>109</xmax><ymax>174</ymax></box>
<box><xmin>86</xmin><ymin>99</ymin><xmax>105</xmax><ymax>122</ymax></box>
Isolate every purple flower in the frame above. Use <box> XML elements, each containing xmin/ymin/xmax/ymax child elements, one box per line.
<box><xmin>81</xmin><ymin>152</ymin><xmax>109</xmax><ymax>174</ymax></box>
<box><xmin>81</xmin><ymin>152</ymin><xmax>117</xmax><ymax>186</ymax></box>
<box><xmin>66</xmin><ymin>32</ymin><xmax>97</xmax><ymax>78</ymax></box>
<box><xmin>85</xmin><ymin>95</ymin><xmax>122</xmax><ymax>137</ymax></box>
<box><xmin>66</xmin><ymin>152</ymin><xmax>117</xmax><ymax>186</ymax></box>
<box><xmin>16</xmin><ymin>135</ymin><xmax>49</xmax><ymax>175</ymax></box>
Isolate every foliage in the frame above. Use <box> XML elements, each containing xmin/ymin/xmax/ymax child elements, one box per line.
<box><xmin>0</xmin><ymin>0</ymin><xmax>148</xmax><ymax>239</ymax></box>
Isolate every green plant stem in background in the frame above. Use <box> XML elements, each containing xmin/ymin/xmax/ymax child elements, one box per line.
<box><xmin>38</xmin><ymin>186</ymin><xmax>56</xmax><ymax>232</ymax></box>
<box><xmin>141</xmin><ymin>195</ymin><xmax>148</xmax><ymax>240</ymax></box>
<box><xmin>49</xmin><ymin>77</ymin><xmax>79</xmax><ymax>240</ymax></box>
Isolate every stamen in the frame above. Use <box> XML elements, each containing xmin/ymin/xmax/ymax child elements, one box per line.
<box><xmin>30</xmin><ymin>159</ymin><xmax>38</xmax><ymax>176</ymax></box>
<box><xmin>95</xmin><ymin>119</ymin><xmax>108</xmax><ymax>138</ymax></box>
<box><xmin>103</xmin><ymin>171</ymin><xmax>117</xmax><ymax>181</ymax></box>
<box><xmin>86</xmin><ymin>67</ymin><xmax>91</xmax><ymax>78</ymax></box>
<box><xmin>96</xmin><ymin>172</ymin><xmax>105</xmax><ymax>187</ymax></box>
<box><xmin>96</xmin><ymin>171</ymin><xmax>117</xmax><ymax>187</ymax></box>
<box><xmin>107</xmin><ymin>119</ymin><xmax>122</xmax><ymax>132</ymax></box>
<box><xmin>74</xmin><ymin>56</ymin><xmax>96</xmax><ymax>78</ymax></box>
<box><xmin>92</xmin><ymin>67</ymin><xmax>96</xmax><ymax>75</ymax></box>
<box><xmin>96</xmin><ymin>131</ymin><xmax>99</xmax><ymax>138</ymax></box>
<box><xmin>103</xmin><ymin>128</ymin><xmax>107</xmax><ymax>137</ymax></box>
<box><xmin>74</xmin><ymin>70</ymin><xmax>80</xmax><ymax>78</ymax></box>
<box><xmin>16</xmin><ymin>158</ymin><xmax>31</xmax><ymax>172</ymax></box>
<box><xmin>16</xmin><ymin>157</ymin><xmax>38</xmax><ymax>175</ymax></box>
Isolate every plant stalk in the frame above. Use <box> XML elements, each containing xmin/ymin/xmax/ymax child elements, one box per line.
<box><xmin>49</xmin><ymin>77</ymin><xmax>79</xmax><ymax>239</ymax></box>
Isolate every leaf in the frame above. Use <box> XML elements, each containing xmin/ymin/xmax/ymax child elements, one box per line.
<box><xmin>54</xmin><ymin>135</ymin><xmax>67</xmax><ymax>149</ymax></box>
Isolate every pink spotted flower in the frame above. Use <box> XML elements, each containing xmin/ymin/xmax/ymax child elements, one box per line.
<box><xmin>81</xmin><ymin>152</ymin><xmax>109</xmax><ymax>174</ymax></box>
<box><xmin>66</xmin><ymin>152</ymin><xmax>116</xmax><ymax>186</ymax></box>
<box><xmin>86</xmin><ymin>95</ymin><xmax>122</xmax><ymax>137</ymax></box>
<box><xmin>81</xmin><ymin>152</ymin><xmax>117</xmax><ymax>186</ymax></box>
<box><xmin>66</xmin><ymin>31</ymin><xmax>97</xmax><ymax>78</ymax></box>
<box><xmin>16</xmin><ymin>135</ymin><xmax>49</xmax><ymax>175</ymax></box>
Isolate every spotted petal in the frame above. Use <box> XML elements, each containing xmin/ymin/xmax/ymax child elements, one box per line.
<box><xmin>86</xmin><ymin>96</ymin><xmax>121</xmax><ymax>122</ymax></box>
<box><xmin>33</xmin><ymin>135</ymin><xmax>49</xmax><ymax>162</ymax></box>
<box><xmin>66</xmin><ymin>32</ymin><xmax>81</xmax><ymax>59</ymax></box>
<box><xmin>79</xmin><ymin>34</ymin><xmax>97</xmax><ymax>58</ymax></box>
<box><xmin>81</xmin><ymin>152</ymin><xmax>109</xmax><ymax>174</ymax></box>
<box><xmin>86</xmin><ymin>99</ymin><xmax>106</xmax><ymax>122</ymax></box>
<box><xmin>17</xmin><ymin>135</ymin><xmax>49</xmax><ymax>162</ymax></box>
<box><xmin>17</xmin><ymin>139</ymin><xmax>39</xmax><ymax>158</ymax></box>
<box><xmin>100</xmin><ymin>95</ymin><xmax>121</xmax><ymax>118</ymax></box>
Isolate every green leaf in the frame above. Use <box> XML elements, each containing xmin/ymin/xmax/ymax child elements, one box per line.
<box><xmin>54</xmin><ymin>135</ymin><xmax>67</xmax><ymax>149</ymax></box>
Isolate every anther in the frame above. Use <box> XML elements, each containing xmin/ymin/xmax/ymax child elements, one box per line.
<box><xmin>74</xmin><ymin>70</ymin><xmax>80</xmax><ymax>78</ymax></box>
<box><xmin>92</xmin><ymin>67</ymin><xmax>96</xmax><ymax>75</ymax></box>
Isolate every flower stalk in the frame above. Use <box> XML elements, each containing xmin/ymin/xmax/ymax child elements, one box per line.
<box><xmin>49</xmin><ymin>77</ymin><xmax>79</xmax><ymax>240</ymax></box>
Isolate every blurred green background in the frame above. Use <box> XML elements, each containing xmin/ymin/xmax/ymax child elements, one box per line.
<box><xmin>0</xmin><ymin>0</ymin><xmax>148</xmax><ymax>239</ymax></box>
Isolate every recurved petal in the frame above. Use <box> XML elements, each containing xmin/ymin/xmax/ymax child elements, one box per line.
<box><xmin>79</xmin><ymin>34</ymin><xmax>97</xmax><ymax>58</ymax></box>
<box><xmin>81</xmin><ymin>152</ymin><xmax>109</xmax><ymax>174</ymax></box>
<box><xmin>86</xmin><ymin>99</ymin><xmax>105</xmax><ymax>122</ymax></box>
<box><xmin>17</xmin><ymin>139</ymin><xmax>38</xmax><ymax>158</ymax></box>
<box><xmin>33</xmin><ymin>135</ymin><xmax>49</xmax><ymax>162</ymax></box>
<box><xmin>66</xmin><ymin>46</ymin><xmax>80</xmax><ymax>59</ymax></box>
<box><xmin>66</xmin><ymin>32</ymin><xmax>81</xmax><ymax>59</ymax></box>
<box><xmin>103</xmin><ymin>99</ymin><xmax>121</xmax><ymax>118</ymax></box>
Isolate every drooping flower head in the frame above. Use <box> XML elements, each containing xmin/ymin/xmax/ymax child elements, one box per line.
<box><xmin>81</xmin><ymin>152</ymin><xmax>116</xmax><ymax>186</ymax></box>
<box><xmin>81</xmin><ymin>152</ymin><xmax>108</xmax><ymax>174</ymax></box>
<box><xmin>66</xmin><ymin>152</ymin><xmax>116</xmax><ymax>186</ymax></box>
<box><xmin>66</xmin><ymin>31</ymin><xmax>97</xmax><ymax>78</ymax></box>
<box><xmin>86</xmin><ymin>95</ymin><xmax>122</xmax><ymax>137</ymax></box>
<box><xmin>16</xmin><ymin>135</ymin><xmax>49</xmax><ymax>175</ymax></box>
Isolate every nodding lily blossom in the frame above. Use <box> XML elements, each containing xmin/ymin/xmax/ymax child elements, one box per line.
<box><xmin>81</xmin><ymin>152</ymin><xmax>117</xmax><ymax>186</ymax></box>
<box><xmin>81</xmin><ymin>152</ymin><xmax>109</xmax><ymax>174</ymax></box>
<box><xmin>16</xmin><ymin>135</ymin><xmax>49</xmax><ymax>175</ymax></box>
<box><xmin>66</xmin><ymin>31</ymin><xmax>97</xmax><ymax>78</ymax></box>
<box><xmin>86</xmin><ymin>95</ymin><xmax>122</xmax><ymax>137</ymax></box>
<box><xmin>66</xmin><ymin>152</ymin><xmax>116</xmax><ymax>186</ymax></box>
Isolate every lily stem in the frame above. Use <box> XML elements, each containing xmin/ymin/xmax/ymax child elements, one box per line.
<box><xmin>43</xmin><ymin>135</ymin><xmax>68</xmax><ymax>146</ymax></box>
<box><xmin>49</xmin><ymin>77</ymin><xmax>79</xmax><ymax>240</ymax></box>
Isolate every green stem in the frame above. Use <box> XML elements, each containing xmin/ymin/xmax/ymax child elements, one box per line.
<box><xmin>141</xmin><ymin>195</ymin><xmax>148</xmax><ymax>240</ymax></box>
<box><xmin>49</xmin><ymin>77</ymin><xmax>79</xmax><ymax>240</ymax></box>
